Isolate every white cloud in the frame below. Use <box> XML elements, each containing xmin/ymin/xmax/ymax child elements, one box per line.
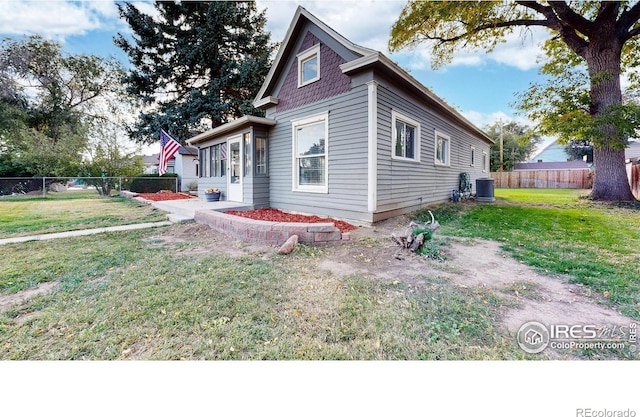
<box><xmin>461</xmin><ymin>110</ymin><xmax>535</xmax><ymax>130</ymax></box>
<box><xmin>257</xmin><ymin>0</ymin><xmax>404</xmax><ymax>53</ymax></box>
<box><xmin>0</xmin><ymin>0</ymin><xmax>121</xmax><ymax>40</ymax></box>
<box><xmin>399</xmin><ymin>22</ymin><xmax>548</xmax><ymax>72</ymax></box>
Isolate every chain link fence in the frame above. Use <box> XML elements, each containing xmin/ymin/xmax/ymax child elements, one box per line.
<box><xmin>0</xmin><ymin>176</ymin><xmax>180</xmax><ymax>197</ymax></box>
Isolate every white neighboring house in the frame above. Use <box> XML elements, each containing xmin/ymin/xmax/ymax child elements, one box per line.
<box><xmin>142</xmin><ymin>146</ymin><xmax>199</xmax><ymax>191</ymax></box>
<box><xmin>626</xmin><ymin>139</ymin><xmax>640</xmax><ymax>163</ymax></box>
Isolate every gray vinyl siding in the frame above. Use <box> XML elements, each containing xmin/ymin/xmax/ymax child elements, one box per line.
<box><xmin>266</xmin><ymin>84</ymin><xmax>371</xmax><ymax>223</ymax></box>
<box><xmin>375</xmin><ymin>79</ymin><xmax>491</xmax><ymax>217</ymax></box>
<box><xmin>248</xmin><ymin>126</ymin><xmax>270</xmax><ymax>208</ymax></box>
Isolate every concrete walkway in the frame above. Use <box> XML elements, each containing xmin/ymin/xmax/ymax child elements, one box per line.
<box><xmin>0</xmin><ymin>195</ymin><xmax>252</xmax><ymax>246</ymax></box>
<box><xmin>0</xmin><ymin>221</ymin><xmax>172</xmax><ymax>245</ymax></box>
<box><xmin>150</xmin><ymin>199</ymin><xmax>252</xmax><ymax>221</ymax></box>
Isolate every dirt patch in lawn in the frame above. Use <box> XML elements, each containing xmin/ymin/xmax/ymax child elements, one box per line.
<box><xmin>0</xmin><ymin>281</ymin><xmax>59</xmax><ymax>313</ymax></box>
<box><xmin>165</xmin><ymin>216</ymin><xmax>638</xmax><ymax>356</ymax></box>
<box><xmin>163</xmin><ymin>218</ymin><xmax>636</xmax><ymax>342</ymax></box>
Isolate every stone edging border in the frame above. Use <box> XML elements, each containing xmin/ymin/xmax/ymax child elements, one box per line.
<box><xmin>194</xmin><ymin>210</ymin><xmax>350</xmax><ymax>246</ymax></box>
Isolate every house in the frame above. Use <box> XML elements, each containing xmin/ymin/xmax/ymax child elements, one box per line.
<box><xmin>529</xmin><ymin>139</ymin><xmax>570</xmax><ymax>163</ymax></box>
<box><xmin>532</xmin><ymin>137</ymin><xmax>640</xmax><ymax>164</ymax></box>
<box><xmin>142</xmin><ymin>146</ymin><xmax>199</xmax><ymax>191</ymax></box>
<box><xmin>186</xmin><ymin>7</ymin><xmax>494</xmax><ymax>224</ymax></box>
<box><xmin>626</xmin><ymin>139</ymin><xmax>640</xmax><ymax>163</ymax></box>
<box><xmin>143</xmin><ymin>154</ymin><xmax>161</xmax><ymax>175</ymax></box>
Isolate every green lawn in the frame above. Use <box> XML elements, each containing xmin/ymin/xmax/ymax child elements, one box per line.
<box><xmin>418</xmin><ymin>188</ymin><xmax>640</xmax><ymax>318</ymax></box>
<box><xmin>0</xmin><ymin>227</ymin><xmax>526</xmax><ymax>360</ymax></box>
<box><xmin>0</xmin><ymin>191</ymin><xmax>167</xmax><ymax>238</ymax></box>
<box><xmin>1</xmin><ymin>187</ymin><xmax>637</xmax><ymax>360</ymax></box>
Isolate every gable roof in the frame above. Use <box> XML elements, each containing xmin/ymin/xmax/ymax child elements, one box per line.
<box><xmin>178</xmin><ymin>146</ymin><xmax>198</xmax><ymax>156</ymax></box>
<box><xmin>529</xmin><ymin>139</ymin><xmax>569</xmax><ymax>162</ymax></box>
<box><xmin>254</xmin><ymin>6</ymin><xmax>493</xmax><ymax>144</ymax></box>
<box><xmin>254</xmin><ymin>6</ymin><xmax>375</xmax><ymax>108</ymax></box>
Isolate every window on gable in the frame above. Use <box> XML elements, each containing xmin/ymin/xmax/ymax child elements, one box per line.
<box><xmin>297</xmin><ymin>44</ymin><xmax>321</xmax><ymax>87</ymax></box>
<box><xmin>292</xmin><ymin>113</ymin><xmax>328</xmax><ymax>193</ymax></box>
<box><xmin>392</xmin><ymin>110</ymin><xmax>420</xmax><ymax>162</ymax></box>
<box><xmin>435</xmin><ymin>131</ymin><xmax>450</xmax><ymax>166</ymax></box>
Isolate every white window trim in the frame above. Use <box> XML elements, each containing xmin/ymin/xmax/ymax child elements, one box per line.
<box><xmin>470</xmin><ymin>146</ymin><xmax>476</xmax><ymax>167</ymax></box>
<box><xmin>434</xmin><ymin>130</ymin><xmax>451</xmax><ymax>167</ymax></box>
<box><xmin>291</xmin><ymin>112</ymin><xmax>329</xmax><ymax>193</ymax></box>
<box><xmin>482</xmin><ymin>150</ymin><xmax>488</xmax><ymax>173</ymax></box>
<box><xmin>297</xmin><ymin>44</ymin><xmax>321</xmax><ymax>87</ymax></box>
<box><xmin>391</xmin><ymin>110</ymin><xmax>421</xmax><ymax>162</ymax></box>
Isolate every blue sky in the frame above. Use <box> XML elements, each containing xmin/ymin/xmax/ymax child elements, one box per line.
<box><xmin>0</xmin><ymin>0</ymin><xmax>554</xmax><ymax>152</ymax></box>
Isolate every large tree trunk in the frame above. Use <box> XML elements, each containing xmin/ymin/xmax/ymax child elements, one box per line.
<box><xmin>591</xmin><ymin>146</ymin><xmax>633</xmax><ymax>200</ymax></box>
<box><xmin>585</xmin><ymin>40</ymin><xmax>636</xmax><ymax>201</ymax></box>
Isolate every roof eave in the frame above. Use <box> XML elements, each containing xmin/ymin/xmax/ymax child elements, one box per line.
<box><xmin>186</xmin><ymin>116</ymin><xmax>277</xmax><ymax>146</ymax></box>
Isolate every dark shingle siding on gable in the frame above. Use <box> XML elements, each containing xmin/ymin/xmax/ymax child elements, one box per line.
<box><xmin>275</xmin><ymin>32</ymin><xmax>351</xmax><ymax>113</ymax></box>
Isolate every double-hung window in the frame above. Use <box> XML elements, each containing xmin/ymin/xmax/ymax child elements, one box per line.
<box><xmin>435</xmin><ymin>131</ymin><xmax>450</xmax><ymax>166</ymax></box>
<box><xmin>211</xmin><ymin>145</ymin><xmax>220</xmax><ymax>177</ymax></box>
<box><xmin>392</xmin><ymin>110</ymin><xmax>420</xmax><ymax>162</ymax></box>
<box><xmin>292</xmin><ymin>113</ymin><xmax>328</xmax><ymax>193</ymax></box>
<box><xmin>198</xmin><ymin>148</ymin><xmax>205</xmax><ymax>178</ymax></box>
<box><xmin>297</xmin><ymin>44</ymin><xmax>320</xmax><ymax>87</ymax></box>
<box><xmin>255</xmin><ymin>137</ymin><xmax>267</xmax><ymax>176</ymax></box>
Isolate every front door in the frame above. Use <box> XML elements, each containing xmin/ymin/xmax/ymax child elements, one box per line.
<box><xmin>227</xmin><ymin>136</ymin><xmax>243</xmax><ymax>202</ymax></box>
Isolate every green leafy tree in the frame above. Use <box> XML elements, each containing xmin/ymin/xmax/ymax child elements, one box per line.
<box><xmin>82</xmin><ymin>128</ymin><xmax>144</xmax><ymax>196</ymax></box>
<box><xmin>0</xmin><ymin>35</ymin><xmax>124</xmax><ymax>177</ymax></box>
<box><xmin>485</xmin><ymin>121</ymin><xmax>541</xmax><ymax>172</ymax></box>
<box><xmin>565</xmin><ymin>139</ymin><xmax>594</xmax><ymax>163</ymax></box>
<box><xmin>115</xmin><ymin>1</ymin><xmax>276</xmax><ymax>144</ymax></box>
<box><xmin>389</xmin><ymin>1</ymin><xmax>640</xmax><ymax>201</ymax></box>
<box><xmin>0</xmin><ymin>99</ymin><xmax>31</xmax><ymax>176</ymax></box>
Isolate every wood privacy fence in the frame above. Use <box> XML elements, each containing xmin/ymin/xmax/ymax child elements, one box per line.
<box><xmin>490</xmin><ymin>169</ymin><xmax>592</xmax><ymax>189</ymax></box>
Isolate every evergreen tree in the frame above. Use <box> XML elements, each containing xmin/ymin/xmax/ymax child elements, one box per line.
<box><xmin>115</xmin><ymin>1</ymin><xmax>275</xmax><ymax>144</ymax></box>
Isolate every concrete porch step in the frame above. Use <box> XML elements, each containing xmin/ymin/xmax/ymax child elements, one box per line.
<box><xmin>167</xmin><ymin>213</ymin><xmax>195</xmax><ymax>224</ymax></box>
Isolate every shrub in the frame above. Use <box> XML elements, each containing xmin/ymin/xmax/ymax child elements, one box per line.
<box><xmin>129</xmin><ymin>174</ymin><xmax>178</xmax><ymax>193</ymax></box>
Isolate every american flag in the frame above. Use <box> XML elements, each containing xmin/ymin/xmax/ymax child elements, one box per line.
<box><xmin>158</xmin><ymin>129</ymin><xmax>181</xmax><ymax>175</ymax></box>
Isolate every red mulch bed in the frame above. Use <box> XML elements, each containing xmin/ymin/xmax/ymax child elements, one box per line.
<box><xmin>137</xmin><ymin>192</ymin><xmax>195</xmax><ymax>201</ymax></box>
<box><xmin>225</xmin><ymin>208</ymin><xmax>358</xmax><ymax>233</ymax></box>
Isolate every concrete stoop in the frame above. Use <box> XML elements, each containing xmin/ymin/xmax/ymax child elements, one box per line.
<box><xmin>167</xmin><ymin>213</ymin><xmax>195</xmax><ymax>224</ymax></box>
